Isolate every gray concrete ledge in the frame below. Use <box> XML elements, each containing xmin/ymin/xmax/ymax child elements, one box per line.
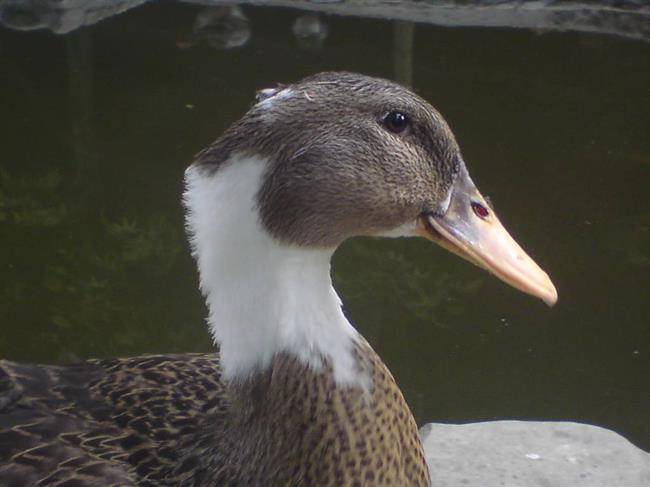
<box><xmin>420</xmin><ymin>420</ymin><xmax>650</xmax><ymax>487</ymax></box>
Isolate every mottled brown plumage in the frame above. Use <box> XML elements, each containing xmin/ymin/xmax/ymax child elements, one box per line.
<box><xmin>0</xmin><ymin>341</ymin><xmax>428</xmax><ymax>486</ymax></box>
<box><xmin>0</xmin><ymin>355</ymin><xmax>226</xmax><ymax>486</ymax></box>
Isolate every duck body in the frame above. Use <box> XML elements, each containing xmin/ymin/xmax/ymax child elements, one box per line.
<box><xmin>0</xmin><ymin>72</ymin><xmax>556</xmax><ymax>486</ymax></box>
<box><xmin>0</xmin><ymin>347</ymin><xmax>426</xmax><ymax>486</ymax></box>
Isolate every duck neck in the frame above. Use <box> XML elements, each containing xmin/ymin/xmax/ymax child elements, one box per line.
<box><xmin>184</xmin><ymin>154</ymin><xmax>368</xmax><ymax>389</ymax></box>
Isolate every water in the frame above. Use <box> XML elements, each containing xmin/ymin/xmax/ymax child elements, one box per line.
<box><xmin>1</xmin><ymin>2</ymin><xmax>648</xmax><ymax>450</ymax></box>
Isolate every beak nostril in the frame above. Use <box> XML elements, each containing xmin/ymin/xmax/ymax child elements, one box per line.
<box><xmin>471</xmin><ymin>201</ymin><xmax>490</xmax><ymax>219</ymax></box>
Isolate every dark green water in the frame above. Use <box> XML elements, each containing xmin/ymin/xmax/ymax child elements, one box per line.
<box><xmin>1</xmin><ymin>3</ymin><xmax>648</xmax><ymax>449</ymax></box>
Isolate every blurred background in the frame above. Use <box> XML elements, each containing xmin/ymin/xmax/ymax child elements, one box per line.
<box><xmin>0</xmin><ymin>0</ymin><xmax>648</xmax><ymax>450</ymax></box>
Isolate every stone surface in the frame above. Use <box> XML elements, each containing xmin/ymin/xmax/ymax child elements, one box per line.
<box><xmin>420</xmin><ymin>420</ymin><xmax>650</xmax><ymax>487</ymax></box>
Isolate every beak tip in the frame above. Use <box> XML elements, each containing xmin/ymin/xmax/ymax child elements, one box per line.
<box><xmin>544</xmin><ymin>295</ymin><xmax>558</xmax><ymax>307</ymax></box>
<box><xmin>541</xmin><ymin>282</ymin><xmax>558</xmax><ymax>307</ymax></box>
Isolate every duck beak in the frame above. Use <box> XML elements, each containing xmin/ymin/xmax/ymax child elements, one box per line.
<box><xmin>416</xmin><ymin>163</ymin><xmax>558</xmax><ymax>306</ymax></box>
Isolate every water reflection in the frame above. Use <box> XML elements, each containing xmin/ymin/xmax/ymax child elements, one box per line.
<box><xmin>293</xmin><ymin>14</ymin><xmax>328</xmax><ymax>50</ymax></box>
<box><xmin>178</xmin><ymin>6</ymin><xmax>251</xmax><ymax>50</ymax></box>
<box><xmin>393</xmin><ymin>21</ymin><xmax>414</xmax><ymax>87</ymax></box>
<box><xmin>66</xmin><ymin>29</ymin><xmax>98</xmax><ymax>187</ymax></box>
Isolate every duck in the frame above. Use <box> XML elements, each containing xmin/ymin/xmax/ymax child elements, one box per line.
<box><xmin>0</xmin><ymin>72</ymin><xmax>557</xmax><ymax>486</ymax></box>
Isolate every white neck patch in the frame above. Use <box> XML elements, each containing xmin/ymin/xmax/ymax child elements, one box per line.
<box><xmin>184</xmin><ymin>154</ymin><xmax>367</xmax><ymax>389</ymax></box>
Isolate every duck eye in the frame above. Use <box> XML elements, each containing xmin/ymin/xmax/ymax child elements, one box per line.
<box><xmin>382</xmin><ymin>111</ymin><xmax>410</xmax><ymax>134</ymax></box>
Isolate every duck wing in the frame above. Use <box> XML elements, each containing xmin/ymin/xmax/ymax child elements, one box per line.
<box><xmin>0</xmin><ymin>354</ymin><xmax>227</xmax><ymax>486</ymax></box>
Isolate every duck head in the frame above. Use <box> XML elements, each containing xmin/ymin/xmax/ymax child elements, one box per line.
<box><xmin>194</xmin><ymin>72</ymin><xmax>556</xmax><ymax>305</ymax></box>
